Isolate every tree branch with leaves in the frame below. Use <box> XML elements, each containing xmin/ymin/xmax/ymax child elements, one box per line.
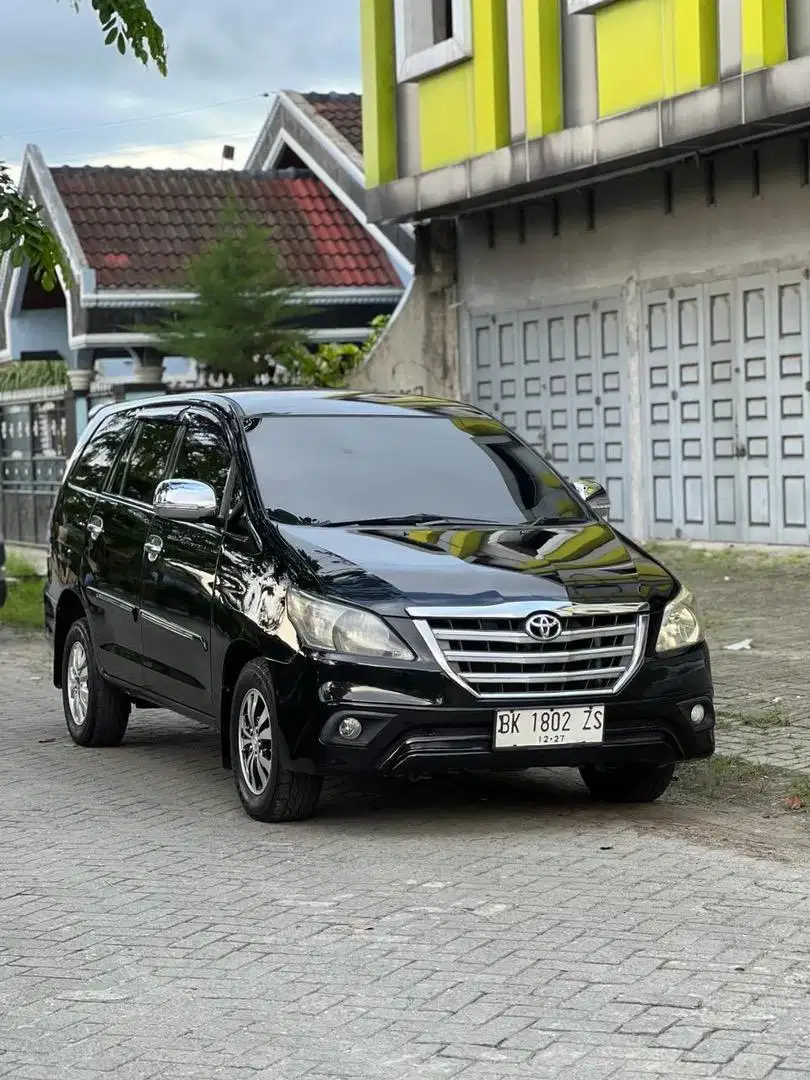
<box><xmin>0</xmin><ymin>0</ymin><xmax>167</xmax><ymax>288</ymax></box>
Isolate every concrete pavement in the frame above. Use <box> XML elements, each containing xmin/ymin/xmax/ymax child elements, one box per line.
<box><xmin>2</xmin><ymin>630</ymin><xmax>810</xmax><ymax>1079</ymax></box>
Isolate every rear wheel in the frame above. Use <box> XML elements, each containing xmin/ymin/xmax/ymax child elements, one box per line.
<box><xmin>579</xmin><ymin>762</ymin><xmax>675</xmax><ymax>804</ymax></box>
<box><xmin>61</xmin><ymin>618</ymin><xmax>130</xmax><ymax>747</ymax></box>
<box><xmin>229</xmin><ymin>659</ymin><xmax>322</xmax><ymax>823</ymax></box>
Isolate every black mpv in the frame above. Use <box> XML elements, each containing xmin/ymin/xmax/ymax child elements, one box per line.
<box><xmin>45</xmin><ymin>390</ymin><xmax>714</xmax><ymax>822</ymax></box>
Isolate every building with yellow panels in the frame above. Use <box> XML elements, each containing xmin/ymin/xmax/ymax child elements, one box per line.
<box><xmin>359</xmin><ymin>0</ymin><xmax>810</xmax><ymax>548</ymax></box>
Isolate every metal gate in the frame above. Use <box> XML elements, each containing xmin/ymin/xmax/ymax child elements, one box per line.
<box><xmin>643</xmin><ymin>270</ymin><xmax>810</xmax><ymax>544</ymax></box>
<box><xmin>0</xmin><ymin>394</ymin><xmax>67</xmax><ymax>545</ymax></box>
<box><xmin>470</xmin><ymin>297</ymin><xmax>631</xmax><ymax>529</ymax></box>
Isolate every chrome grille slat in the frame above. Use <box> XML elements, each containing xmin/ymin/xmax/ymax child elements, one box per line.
<box><xmin>468</xmin><ymin>667</ymin><xmax>626</xmax><ymax>684</ymax></box>
<box><xmin>433</xmin><ymin>622</ymin><xmax>638</xmax><ymax>643</ymax></box>
<box><xmin>414</xmin><ymin>604</ymin><xmax>649</xmax><ymax>701</ymax></box>
<box><xmin>444</xmin><ymin>645</ymin><xmax>634</xmax><ymax>663</ymax></box>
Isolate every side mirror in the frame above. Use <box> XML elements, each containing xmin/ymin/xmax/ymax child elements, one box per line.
<box><xmin>154</xmin><ymin>479</ymin><xmax>218</xmax><ymax>522</ymax></box>
<box><xmin>572</xmin><ymin>478</ymin><xmax>611</xmax><ymax>520</ymax></box>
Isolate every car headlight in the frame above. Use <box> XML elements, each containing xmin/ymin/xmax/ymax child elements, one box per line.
<box><xmin>656</xmin><ymin>587</ymin><xmax>704</xmax><ymax>654</ymax></box>
<box><xmin>286</xmin><ymin>588</ymin><xmax>413</xmax><ymax>660</ymax></box>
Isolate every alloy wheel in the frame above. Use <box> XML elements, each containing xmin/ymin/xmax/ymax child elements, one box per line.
<box><xmin>238</xmin><ymin>688</ymin><xmax>273</xmax><ymax>795</ymax></box>
<box><xmin>67</xmin><ymin>641</ymin><xmax>90</xmax><ymax>727</ymax></box>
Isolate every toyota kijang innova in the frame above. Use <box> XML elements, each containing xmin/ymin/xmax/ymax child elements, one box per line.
<box><xmin>45</xmin><ymin>391</ymin><xmax>714</xmax><ymax>822</ymax></box>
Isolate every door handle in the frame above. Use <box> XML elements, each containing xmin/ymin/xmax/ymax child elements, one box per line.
<box><xmin>144</xmin><ymin>534</ymin><xmax>163</xmax><ymax>562</ymax></box>
<box><xmin>87</xmin><ymin>515</ymin><xmax>104</xmax><ymax>541</ymax></box>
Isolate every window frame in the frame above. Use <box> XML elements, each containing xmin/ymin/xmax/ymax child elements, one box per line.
<box><xmin>111</xmin><ymin>416</ymin><xmax>182</xmax><ymax>508</ymax></box>
<box><xmin>171</xmin><ymin>411</ymin><xmax>235</xmax><ymax>520</ymax></box>
<box><xmin>66</xmin><ymin>411</ymin><xmax>136</xmax><ymax>496</ymax></box>
<box><xmin>566</xmin><ymin>0</ymin><xmax>614</xmax><ymax>13</ymax></box>
<box><xmin>395</xmin><ymin>0</ymin><xmax>473</xmax><ymax>83</ymax></box>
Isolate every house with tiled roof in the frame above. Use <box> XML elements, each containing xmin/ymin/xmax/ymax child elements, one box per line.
<box><xmin>246</xmin><ymin>91</ymin><xmax>414</xmax><ymax>285</ymax></box>
<box><xmin>0</xmin><ymin>144</ymin><xmax>403</xmax><ymax>374</ymax></box>
<box><xmin>0</xmin><ymin>94</ymin><xmax>417</xmax><ymax>545</ymax></box>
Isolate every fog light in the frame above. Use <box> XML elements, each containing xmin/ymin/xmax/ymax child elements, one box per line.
<box><xmin>338</xmin><ymin>717</ymin><xmax>363</xmax><ymax>741</ymax></box>
<box><xmin>690</xmin><ymin>704</ymin><xmax>706</xmax><ymax>726</ymax></box>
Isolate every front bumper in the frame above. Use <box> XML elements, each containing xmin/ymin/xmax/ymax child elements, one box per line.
<box><xmin>273</xmin><ymin>643</ymin><xmax>714</xmax><ymax>777</ymax></box>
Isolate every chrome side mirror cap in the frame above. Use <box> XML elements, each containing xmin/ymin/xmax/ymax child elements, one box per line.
<box><xmin>154</xmin><ymin>479</ymin><xmax>218</xmax><ymax>522</ymax></box>
<box><xmin>572</xmin><ymin>478</ymin><xmax>611</xmax><ymax>520</ymax></box>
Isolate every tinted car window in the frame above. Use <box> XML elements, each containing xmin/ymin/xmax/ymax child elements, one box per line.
<box><xmin>246</xmin><ymin>415</ymin><xmax>586</xmax><ymax>526</ymax></box>
<box><xmin>119</xmin><ymin>419</ymin><xmax>179</xmax><ymax>505</ymax></box>
<box><xmin>69</xmin><ymin>412</ymin><xmax>134</xmax><ymax>493</ymax></box>
<box><xmin>172</xmin><ymin>417</ymin><xmax>232</xmax><ymax>505</ymax></box>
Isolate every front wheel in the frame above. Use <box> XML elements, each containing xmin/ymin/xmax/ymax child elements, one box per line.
<box><xmin>579</xmin><ymin>762</ymin><xmax>675</xmax><ymax>804</ymax></box>
<box><xmin>229</xmin><ymin>659</ymin><xmax>322</xmax><ymax>823</ymax></box>
<box><xmin>61</xmin><ymin>618</ymin><xmax>130</xmax><ymax>747</ymax></box>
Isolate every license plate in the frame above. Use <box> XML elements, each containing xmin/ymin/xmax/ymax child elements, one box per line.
<box><xmin>494</xmin><ymin>705</ymin><xmax>605</xmax><ymax>749</ymax></box>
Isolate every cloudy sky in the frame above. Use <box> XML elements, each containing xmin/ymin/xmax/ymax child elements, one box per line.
<box><xmin>1</xmin><ymin>0</ymin><xmax>361</xmax><ymax>178</ymax></box>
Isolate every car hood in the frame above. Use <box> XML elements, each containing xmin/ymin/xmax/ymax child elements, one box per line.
<box><xmin>276</xmin><ymin>520</ymin><xmax>676</xmax><ymax>616</ymax></box>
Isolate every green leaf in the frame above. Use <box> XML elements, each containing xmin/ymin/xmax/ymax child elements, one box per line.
<box><xmin>105</xmin><ymin>26</ymin><xmax>118</xmax><ymax>43</ymax></box>
<box><xmin>10</xmin><ymin>246</ymin><xmax>25</xmax><ymax>268</ymax></box>
<box><xmin>117</xmin><ymin>32</ymin><xmax>127</xmax><ymax>54</ymax></box>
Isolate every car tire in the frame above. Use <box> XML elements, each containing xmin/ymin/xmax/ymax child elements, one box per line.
<box><xmin>62</xmin><ymin>618</ymin><xmax>131</xmax><ymax>747</ymax></box>
<box><xmin>230</xmin><ymin>658</ymin><xmax>322</xmax><ymax>823</ymax></box>
<box><xmin>579</xmin><ymin>762</ymin><xmax>675</xmax><ymax>804</ymax></box>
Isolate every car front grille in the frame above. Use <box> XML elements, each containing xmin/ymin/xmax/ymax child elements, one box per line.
<box><xmin>411</xmin><ymin>604</ymin><xmax>648</xmax><ymax>700</ymax></box>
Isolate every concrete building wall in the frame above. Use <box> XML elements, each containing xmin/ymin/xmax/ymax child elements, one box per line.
<box><xmin>456</xmin><ymin>134</ymin><xmax>810</xmax><ymax>546</ymax></box>
<box><xmin>349</xmin><ymin>220</ymin><xmax>460</xmax><ymax>398</ymax></box>
<box><xmin>458</xmin><ymin>137</ymin><xmax>810</xmax><ymax>312</ymax></box>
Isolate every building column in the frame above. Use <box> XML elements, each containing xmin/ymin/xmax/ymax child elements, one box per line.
<box><xmin>65</xmin><ymin>349</ymin><xmax>95</xmax><ymax>452</ymax></box>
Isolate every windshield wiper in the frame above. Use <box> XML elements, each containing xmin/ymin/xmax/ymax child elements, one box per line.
<box><xmin>324</xmin><ymin>513</ymin><xmax>499</xmax><ymax>528</ymax></box>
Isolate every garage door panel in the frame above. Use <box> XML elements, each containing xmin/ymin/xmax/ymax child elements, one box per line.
<box><xmin>471</xmin><ymin>299</ymin><xmax>630</xmax><ymax>531</ymax></box>
<box><xmin>472</xmin><ymin>317</ymin><xmax>494</xmax><ymax>406</ymax></box>
<box><xmin>643</xmin><ymin>290</ymin><xmax>677</xmax><ymax>539</ymax></box>
<box><xmin>774</xmin><ymin>273</ymin><xmax>810</xmax><ymax>542</ymax></box>
<box><xmin>674</xmin><ymin>288</ymin><xmax>710</xmax><ymax>538</ymax></box>
<box><xmin>705</xmin><ymin>280</ymin><xmax>741</xmax><ymax>543</ymax></box>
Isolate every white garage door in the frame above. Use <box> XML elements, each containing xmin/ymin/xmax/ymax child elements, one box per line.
<box><xmin>470</xmin><ymin>297</ymin><xmax>631</xmax><ymax>529</ymax></box>
<box><xmin>644</xmin><ymin>270</ymin><xmax>810</xmax><ymax>544</ymax></box>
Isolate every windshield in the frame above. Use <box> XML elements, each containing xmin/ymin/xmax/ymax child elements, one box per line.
<box><xmin>246</xmin><ymin>414</ymin><xmax>589</xmax><ymax>527</ymax></box>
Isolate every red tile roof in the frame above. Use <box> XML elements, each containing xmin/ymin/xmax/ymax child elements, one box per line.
<box><xmin>50</xmin><ymin>165</ymin><xmax>398</xmax><ymax>290</ymax></box>
<box><xmin>302</xmin><ymin>92</ymin><xmax>362</xmax><ymax>153</ymax></box>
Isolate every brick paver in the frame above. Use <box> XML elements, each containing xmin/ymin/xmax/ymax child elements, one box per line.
<box><xmin>653</xmin><ymin>545</ymin><xmax>810</xmax><ymax>772</ymax></box>
<box><xmin>2</xmin><ymin>627</ymin><xmax>810</xmax><ymax>1079</ymax></box>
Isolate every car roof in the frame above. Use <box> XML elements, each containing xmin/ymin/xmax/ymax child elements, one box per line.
<box><xmin>95</xmin><ymin>389</ymin><xmax>489</xmax><ymax>421</ymax></box>
<box><xmin>221</xmin><ymin>389</ymin><xmax>486</xmax><ymax>419</ymax></box>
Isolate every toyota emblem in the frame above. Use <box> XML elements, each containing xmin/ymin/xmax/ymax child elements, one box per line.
<box><xmin>526</xmin><ymin>613</ymin><xmax>563</xmax><ymax>641</ymax></box>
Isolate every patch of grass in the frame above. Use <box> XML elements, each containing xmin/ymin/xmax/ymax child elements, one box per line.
<box><xmin>724</xmin><ymin>704</ymin><xmax>790</xmax><ymax>730</ymax></box>
<box><xmin>0</xmin><ymin>555</ymin><xmax>45</xmax><ymax>631</ymax></box>
<box><xmin>677</xmin><ymin>755</ymin><xmax>809</xmax><ymax>812</ymax></box>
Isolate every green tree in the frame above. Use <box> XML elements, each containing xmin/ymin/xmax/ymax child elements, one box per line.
<box><xmin>0</xmin><ymin>0</ymin><xmax>167</xmax><ymax>288</ymax></box>
<box><xmin>144</xmin><ymin>203</ymin><xmax>309</xmax><ymax>382</ymax></box>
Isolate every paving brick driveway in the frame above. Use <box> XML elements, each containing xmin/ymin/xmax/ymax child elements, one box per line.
<box><xmin>655</xmin><ymin>546</ymin><xmax>810</xmax><ymax>771</ymax></box>
<box><xmin>3</xmin><ymin>628</ymin><xmax>810</xmax><ymax>1080</ymax></box>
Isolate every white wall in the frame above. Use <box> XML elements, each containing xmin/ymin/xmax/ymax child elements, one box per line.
<box><xmin>458</xmin><ymin>135</ymin><xmax>810</xmax><ymax>315</ymax></box>
<box><xmin>8</xmin><ymin>308</ymin><xmax>69</xmax><ymax>360</ymax></box>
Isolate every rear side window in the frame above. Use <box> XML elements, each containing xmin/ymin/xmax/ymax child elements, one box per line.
<box><xmin>118</xmin><ymin>419</ymin><xmax>179</xmax><ymax>505</ymax></box>
<box><xmin>69</xmin><ymin>413</ymin><xmax>134</xmax><ymax>493</ymax></box>
<box><xmin>171</xmin><ymin>416</ymin><xmax>233</xmax><ymax>506</ymax></box>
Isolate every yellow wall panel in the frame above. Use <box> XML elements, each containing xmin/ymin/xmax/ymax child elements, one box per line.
<box><xmin>418</xmin><ymin>64</ymin><xmax>476</xmax><ymax>172</ymax></box>
<box><xmin>472</xmin><ymin>0</ymin><xmax>510</xmax><ymax>154</ymax></box>
<box><xmin>596</xmin><ymin>0</ymin><xmax>666</xmax><ymax>116</ymax></box>
<box><xmin>360</xmin><ymin>0</ymin><xmax>398</xmax><ymax>187</ymax></box>
<box><xmin>742</xmin><ymin>0</ymin><xmax>788</xmax><ymax>70</ymax></box>
<box><xmin>596</xmin><ymin>0</ymin><xmax>718</xmax><ymax>118</ymax></box>
<box><xmin>524</xmin><ymin>0</ymin><xmax>563</xmax><ymax>138</ymax></box>
<box><xmin>417</xmin><ymin>1</ymin><xmax>510</xmax><ymax>172</ymax></box>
